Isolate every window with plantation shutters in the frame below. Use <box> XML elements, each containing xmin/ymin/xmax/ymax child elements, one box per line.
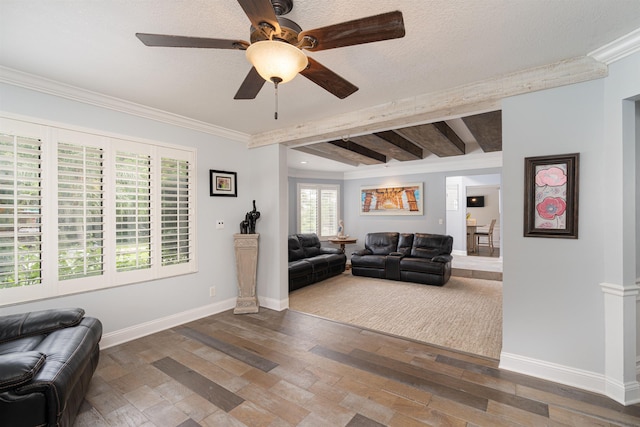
<box><xmin>57</xmin><ymin>143</ymin><xmax>104</xmax><ymax>280</ymax></box>
<box><xmin>0</xmin><ymin>117</ymin><xmax>197</xmax><ymax>306</ymax></box>
<box><xmin>161</xmin><ymin>158</ymin><xmax>191</xmax><ymax>266</ymax></box>
<box><xmin>0</xmin><ymin>132</ymin><xmax>42</xmax><ymax>289</ymax></box>
<box><xmin>297</xmin><ymin>183</ymin><xmax>339</xmax><ymax>239</ymax></box>
<box><xmin>115</xmin><ymin>151</ymin><xmax>152</xmax><ymax>272</ymax></box>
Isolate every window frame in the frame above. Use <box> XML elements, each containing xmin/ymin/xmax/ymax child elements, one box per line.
<box><xmin>296</xmin><ymin>183</ymin><xmax>340</xmax><ymax>240</ymax></box>
<box><xmin>0</xmin><ymin>116</ymin><xmax>197</xmax><ymax>306</ymax></box>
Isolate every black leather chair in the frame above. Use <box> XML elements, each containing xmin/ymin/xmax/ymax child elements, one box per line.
<box><xmin>0</xmin><ymin>308</ymin><xmax>102</xmax><ymax>427</ymax></box>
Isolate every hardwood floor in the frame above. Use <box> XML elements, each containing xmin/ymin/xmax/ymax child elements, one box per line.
<box><xmin>76</xmin><ymin>308</ymin><xmax>640</xmax><ymax>427</ymax></box>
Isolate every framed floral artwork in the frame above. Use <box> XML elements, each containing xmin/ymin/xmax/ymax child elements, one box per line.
<box><xmin>524</xmin><ymin>153</ymin><xmax>579</xmax><ymax>238</ymax></box>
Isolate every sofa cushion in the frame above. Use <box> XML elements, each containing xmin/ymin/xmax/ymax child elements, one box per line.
<box><xmin>411</xmin><ymin>233</ymin><xmax>453</xmax><ymax>259</ymax></box>
<box><xmin>304</xmin><ymin>256</ymin><xmax>329</xmax><ymax>272</ymax></box>
<box><xmin>0</xmin><ymin>351</ymin><xmax>46</xmax><ymax>392</ymax></box>
<box><xmin>400</xmin><ymin>257</ymin><xmax>448</xmax><ymax>274</ymax></box>
<box><xmin>397</xmin><ymin>233</ymin><xmax>414</xmax><ymax>256</ymax></box>
<box><xmin>288</xmin><ymin>235</ymin><xmax>305</xmax><ymax>262</ymax></box>
<box><xmin>365</xmin><ymin>232</ymin><xmax>399</xmax><ymax>255</ymax></box>
<box><xmin>297</xmin><ymin>233</ymin><xmax>322</xmax><ymax>257</ymax></box>
<box><xmin>288</xmin><ymin>259</ymin><xmax>311</xmax><ymax>278</ymax></box>
<box><xmin>0</xmin><ymin>335</ymin><xmax>45</xmax><ymax>355</ymax></box>
<box><xmin>351</xmin><ymin>254</ymin><xmax>387</xmax><ymax>269</ymax></box>
<box><xmin>0</xmin><ymin>308</ymin><xmax>85</xmax><ymax>345</ymax></box>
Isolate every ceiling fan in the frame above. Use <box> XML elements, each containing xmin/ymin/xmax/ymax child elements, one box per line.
<box><xmin>135</xmin><ymin>0</ymin><xmax>405</xmax><ymax>101</ymax></box>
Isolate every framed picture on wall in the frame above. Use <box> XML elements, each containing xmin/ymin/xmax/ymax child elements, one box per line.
<box><xmin>360</xmin><ymin>183</ymin><xmax>423</xmax><ymax>215</ymax></box>
<box><xmin>523</xmin><ymin>153</ymin><xmax>579</xmax><ymax>238</ymax></box>
<box><xmin>210</xmin><ymin>170</ymin><xmax>237</xmax><ymax>197</ymax></box>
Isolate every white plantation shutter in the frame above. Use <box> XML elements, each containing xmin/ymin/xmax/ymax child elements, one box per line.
<box><xmin>297</xmin><ymin>184</ymin><xmax>339</xmax><ymax>238</ymax></box>
<box><xmin>320</xmin><ymin>187</ymin><xmax>338</xmax><ymax>236</ymax></box>
<box><xmin>0</xmin><ymin>132</ymin><xmax>42</xmax><ymax>288</ymax></box>
<box><xmin>0</xmin><ymin>117</ymin><xmax>197</xmax><ymax>306</ymax></box>
<box><xmin>57</xmin><ymin>142</ymin><xmax>104</xmax><ymax>280</ymax></box>
<box><xmin>299</xmin><ymin>187</ymin><xmax>317</xmax><ymax>234</ymax></box>
<box><xmin>160</xmin><ymin>157</ymin><xmax>191</xmax><ymax>266</ymax></box>
<box><xmin>115</xmin><ymin>151</ymin><xmax>152</xmax><ymax>272</ymax></box>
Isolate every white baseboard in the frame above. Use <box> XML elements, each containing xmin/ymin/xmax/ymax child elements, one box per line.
<box><xmin>100</xmin><ymin>298</ymin><xmax>236</xmax><ymax>349</ymax></box>
<box><xmin>500</xmin><ymin>352</ymin><xmax>606</xmax><ymax>395</ymax></box>
<box><xmin>100</xmin><ymin>295</ymin><xmax>290</xmax><ymax>349</ymax></box>
<box><xmin>260</xmin><ymin>296</ymin><xmax>289</xmax><ymax>311</ymax></box>
<box><xmin>501</xmin><ymin>352</ymin><xmax>640</xmax><ymax>406</ymax></box>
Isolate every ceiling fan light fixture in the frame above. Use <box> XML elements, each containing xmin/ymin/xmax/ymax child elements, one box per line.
<box><xmin>246</xmin><ymin>40</ymin><xmax>308</xmax><ymax>84</ymax></box>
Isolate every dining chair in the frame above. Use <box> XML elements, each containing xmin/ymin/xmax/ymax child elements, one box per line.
<box><xmin>475</xmin><ymin>219</ymin><xmax>496</xmax><ymax>255</ymax></box>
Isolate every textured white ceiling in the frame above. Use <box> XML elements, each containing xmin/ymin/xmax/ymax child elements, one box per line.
<box><xmin>1</xmin><ymin>0</ymin><xmax>640</xmax><ymax>139</ymax></box>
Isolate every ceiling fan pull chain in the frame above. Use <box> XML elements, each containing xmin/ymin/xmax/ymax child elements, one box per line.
<box><xmin>271</xmin><ymin>77</ymin><xmax>282</xmax><ymax>120</ymax></box>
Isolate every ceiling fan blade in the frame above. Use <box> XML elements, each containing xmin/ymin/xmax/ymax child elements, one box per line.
<box><xmin>300</xmin><ymin>57</ymin><xmax>358</xmax><ymax>99</ymax></box>
<box><xmin>237</xmin><ymin>0</ymin><xmax>281</xmax><ymax>35</ymax></box>
<box><xmin>234</xmin><ymin>67</ymin><xmax>266</xmax><ymax>99</ymax></box>
<box><xmin>136</xmin><ymin>33</ymin><xmax>249</xmax><ymax>49</ymax></box>
<box><xmin>298</xmin><ymin>11</ymin><xmax>405</xmax><ymax>52</ymax></box>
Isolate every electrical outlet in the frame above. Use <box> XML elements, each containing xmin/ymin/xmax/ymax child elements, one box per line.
<box><xmin>216</xmin><ymin>220</ymin><xmax>224</xmax><ymax>229</ymax></box>
<box><xmin>209</xmin><ymin>286</ymin><xmax>215</xmax><ymax>297</ymax></box>
<box><xmin>438</xmin><ymin>218</ymin><xmax>444</xmax><ymax>225</ymax></box>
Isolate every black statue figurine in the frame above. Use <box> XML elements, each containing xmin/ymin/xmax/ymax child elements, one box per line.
<box><xmin>240</xmin><ymin>200</ymin><xmax>261</xmax><ymax>234</ymax></box>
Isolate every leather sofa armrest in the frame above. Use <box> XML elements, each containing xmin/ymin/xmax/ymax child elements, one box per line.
<box><xmin>432</xmin><ymin>254</ymin><xmax>453</xmax><ymax>263</ymax></box>
<box><xmin>389</xmin><ymin>252</ymin><xmax>405</xmax><ymax>257</ymax></box>
<box><xmin>352</xmin><ymin>249</ymin><xmax>372</xmax><ymax>256</ymax></box>
<box><xmin>0</xmin><ymin>308</ymin><xmax>85</xmax><ymax>344</ymax></box>
<box><xmin>0</xmin><ymin>351</ymin><xmax>47</xmax><ymax>392</ymax></box>
<box><xmin>320</xmin><ymin>247</ymin><xmax>342</xmax><ymax>255</ymax></box>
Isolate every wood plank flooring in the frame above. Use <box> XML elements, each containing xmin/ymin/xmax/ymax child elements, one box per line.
<box><xmin>75</xmin><ymin>308</ymin><xmax>640</xmax><ymax>427</ymax></box>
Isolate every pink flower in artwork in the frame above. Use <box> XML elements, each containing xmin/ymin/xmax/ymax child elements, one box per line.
<box><xmin>535</xmin><ymin>167</ymin><xmax>567</xmax><ymax>187</ymax></box>
<box><xmin>536</xmin><ymin>197</ymin><xmax>566</xmax><ymax>220</ymax></box>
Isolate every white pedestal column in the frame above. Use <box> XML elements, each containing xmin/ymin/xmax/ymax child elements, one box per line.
<box><xmin>601</xmin><ymin>282</ymin><xmax>640</xmax><ymax>405</ymax></box>
<box><xmin>233</xmin><ymin>233</ymin><xmax>259</xmax><ymax>314</ymax></box>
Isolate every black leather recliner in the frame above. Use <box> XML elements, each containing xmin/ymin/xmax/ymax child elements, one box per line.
<box><xmin>0</xmin><ymin>308</ymin><xmax>102</xmax><ymax>427</ymax></box>
<box><xmin>351</xmin><ymin>232</ymin><xmax>453</xmax><ymax>286</ymax></box>
<box><xmin>288</xmin><ymin>233</ymin><xmax>346</xmax><ymax>291</ymax></box>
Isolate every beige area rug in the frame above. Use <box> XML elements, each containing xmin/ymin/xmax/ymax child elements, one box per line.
<box><xmin>289</xmin><ymin>272</ymin><xmax>502</xmax><ymax>359</ymax></box>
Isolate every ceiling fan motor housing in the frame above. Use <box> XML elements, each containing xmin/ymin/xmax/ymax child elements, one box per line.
<box><xmin>271</xmin><ymin>0</ymin><xmax>293</xmax><ymax>16</ymax></box>
<box><xmin>250</xmin><ymin>16</ymin><xmax>302</xmax><ymax>44</ymax></box>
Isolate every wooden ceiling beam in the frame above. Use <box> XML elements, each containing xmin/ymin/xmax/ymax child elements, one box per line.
<box><xmin>462</xmin><ymin>110</ymin><xmax>502</xmax><ymax>152</ymax></box>
<box><xmin>328</xmin><ymin>139</ymin><xmax>386</xmax><ymax>164</ymax></box>
<box><xmin>372</xmin><ymin>131</ymin><xmax>423</xmax><ymax>160</ymax></box>
<box><xmin>393</xmin><ymin>121</ymin><xmax>465</xmax><ymax>157</ymax></box>
<box><xmin>306</xmin><ymin>140</ymin><xmax>386</xmax><ymax>165</ymax></box>
<box><xmin>346</xmin><ymin>133</ymin><xmax>422</xmax><ymax>162</ymax></box>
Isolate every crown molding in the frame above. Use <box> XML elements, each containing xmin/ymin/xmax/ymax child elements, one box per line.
<box><xmin>589</xmin><ymin>27</ymin><xmax>640</xmax><ymax>65</ymax></box>
<box><xmin>0</xmin><ymin>66</ymin><xmax>249</xmax><ymax>143</ymax></box>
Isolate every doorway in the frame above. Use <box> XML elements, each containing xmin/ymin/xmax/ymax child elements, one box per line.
<box><xmin>445</xmin><ymin>174</ymin><xmax>502</xmax><ymax>259</ymax></box>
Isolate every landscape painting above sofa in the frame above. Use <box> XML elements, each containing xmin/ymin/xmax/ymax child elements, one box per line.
<box><xmin>360</xmin><ymin>183</ymin><xmax>423</xmax><ymax>215</ymax></box>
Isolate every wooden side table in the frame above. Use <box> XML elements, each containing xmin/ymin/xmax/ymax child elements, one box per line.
<box><xmin>328</xmin><ymin>238</ymin><xmax>357</xmax><ymax>254</ymax></box>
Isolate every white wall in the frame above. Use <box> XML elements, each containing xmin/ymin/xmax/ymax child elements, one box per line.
<box><xmin>501</xmin><ymin>49</ymin><xmax>640</xmax><ymax>403</ymax></box>
<box><xmin>502</xmin><ymin>78</ymin><xmax>606</xmax><ymax>372</ymax></box>
<box><xmin>248</xmin><ymin>144</ymin><xmax>288</xmax><ymax>310</ymax></box>
<box><xmin>0</xmin><ymin>83</ymin><xmax>273</xmax><ymax>341</ymax></box>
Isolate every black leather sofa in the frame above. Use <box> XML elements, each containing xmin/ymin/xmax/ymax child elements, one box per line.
<box><xmin>0</xmin><ymin>308</ymin><xmax>102</xmax><ymax>427</ymax></box>
<box><xmin>351</xmin><ymin>232</ymin><xmax>453</xmax><ymax>286</ymax></box>
<box><xmin>288</xmin><ymin>233</ymin><xmax>347</xmax><ymax>291</ymax></box>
